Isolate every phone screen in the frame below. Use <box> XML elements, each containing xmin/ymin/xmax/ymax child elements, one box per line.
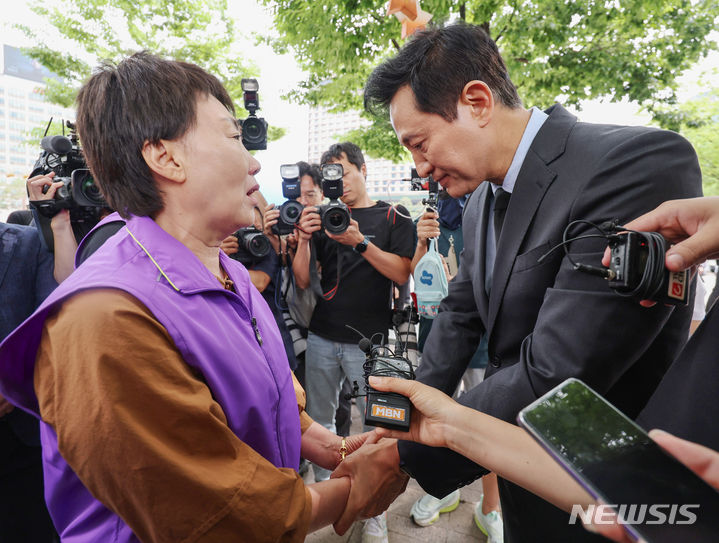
<box><xmin>519</xmin><ymin>379</ymin><xmax>719</xmax><ymax>542</ymax></box>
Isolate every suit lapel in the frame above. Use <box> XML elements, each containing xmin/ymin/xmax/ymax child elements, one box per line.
<box><xmin>487</xmin><ymin>155</ymin><xmax>556</xmax><ymax>333</ymax></box>
<box><xmin>486</xmin><ymin>105</ymin><xmax>578</xmax><ymax>334</ymax></box>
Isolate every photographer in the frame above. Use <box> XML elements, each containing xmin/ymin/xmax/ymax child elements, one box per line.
<box><xmin>293</xmin><ymin>142</ymin><xmax>414</xmax><ymax>540</ymax></box>
<box><xmin>27</xmin><ymin>172</ymin><xmax>79</xmax><ymax>283</ymax></box>
<box><xmin>221</xmin><ymin>195</ymin><xmax>301</xmax><ymax>371</ymax></box>
<box><xmin>0</xmin><ymin>53</ymin><xmax>377</xmax><ymax>542</ymax></box>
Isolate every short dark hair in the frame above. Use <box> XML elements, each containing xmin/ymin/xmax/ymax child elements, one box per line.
<box><xmin>76</xmin><ymin>52</ymin><xmax>234</xmax><ymax>218</ymax></box>
<box><xmin>364</xmin><ymin>23</ymin><xmax>521</xmax><ymax>121</ymax></box>
<box><xmin>321</xmin><ymin>142</ymin><xmax>365</xmax><ymax>173</ymax></box>
<box><xmin>297</xmin><ymin>161</ymin><xmax>322</xmax><ymax>188</ymax></box>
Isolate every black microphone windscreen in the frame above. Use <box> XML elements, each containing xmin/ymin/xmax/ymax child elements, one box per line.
<box><xmin>358</xmin><ymin>337</ymin><xmax>372</xmax><ymax>353</ymax></box>
<box><xmin>41</xmin><ymin>135</ymin><xmax>72</xmax><ymax>155</ymax></box>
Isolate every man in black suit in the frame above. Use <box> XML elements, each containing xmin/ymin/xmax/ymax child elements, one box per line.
<box><xmin>332</xmin><ymin>23</ymin><xmax>702</xmax><ymax>541</ymax></box>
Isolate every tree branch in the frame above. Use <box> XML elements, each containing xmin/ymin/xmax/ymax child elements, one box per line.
<box><xmin>495</xmin><ymin>0</ymin><xmax>518</xmax><ymax>42</ymax></box>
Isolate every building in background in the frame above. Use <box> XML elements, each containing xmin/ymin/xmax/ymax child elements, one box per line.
<box><xmin>308</xmin><ymin>106</ymin><xmax>427</xmax><ymax>214</ymax></box>
<box><xmin>0</xmin><ymin>45</ymin><xmax>76</xmax><ymax>214</ymax></box>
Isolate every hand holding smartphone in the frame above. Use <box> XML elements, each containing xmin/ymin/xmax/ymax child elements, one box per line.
<box><xmin>518</xmin><ymin>379</ymin><xmax>719</xmax><ymax>543</ymax></box>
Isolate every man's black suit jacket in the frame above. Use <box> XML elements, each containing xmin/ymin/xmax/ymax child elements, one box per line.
<box><xmin>399</xmin><ymin>104</ymin><xmax>702</xmax><ymax>541</ymax></box>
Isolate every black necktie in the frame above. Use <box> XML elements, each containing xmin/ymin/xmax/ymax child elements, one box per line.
<box><xmin>493</xmin><ymin>187</ymin><xmax>511</xmax><ymax>246</ymax></box>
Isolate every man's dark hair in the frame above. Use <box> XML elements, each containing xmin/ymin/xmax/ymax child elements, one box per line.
<box><xmin>297</xmin><ymin>161</ymin><xmax>322</xmax><ymax>188</ymax></box>
<box><xmin>321</xmin><ymin>142</ymin><xmax>365</xmax><ymax>173</ymax></box>
<box><xmin>76</xmin><ymin>51</ymin><xmax>234</xmax><ymax>218</ymax></box>
<box><xmin>364</xmin><ymin>23</ymin><xmax>521</xmax><ymax>121</ymax></box>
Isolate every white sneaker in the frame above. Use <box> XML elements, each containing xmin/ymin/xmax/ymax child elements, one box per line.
<box><xmin>410</xmin><ymin>490</ymin><xmax>461</xmax><ymax>527</ymax></box>
<box><xmin>361</xmin><ymin>512</ymin><xmax>388</xmax><ymax>543</ymax></box>
<box><xmin>473</xmin><ymin>495</ymin><xmax>504</xmax><ymax>543</ymax></box>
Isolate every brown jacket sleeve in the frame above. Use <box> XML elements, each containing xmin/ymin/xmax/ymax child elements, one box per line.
<box><xmin>34</xmin><ymin>289</ymin><xmax>312</xmax><ymax>543</ymax></box>
<box><xmin>292</xmin><ymin>373</ymin><xmax>314</xmax><ymax>434</ymax></box>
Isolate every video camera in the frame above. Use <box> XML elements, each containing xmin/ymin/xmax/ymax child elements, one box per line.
<box><xmin>238</xmin><ymin>78</ymin><xmax>267</xmax><ymax>151</ymax></box>
<box><xmin>28</xmin><ymin>120</ymin><xmax>108</xmax><ymax>251</ymax></box>
<box><xmin>273</xmin><ymin>164</ymin><xmax>303</xmax><ymax>235</ymax></box>
<box><xmin>409</xmin><ymin>168</ymin><xmax>439</xmax><ymax>210</ymax></box>
<box><xmin>233</xmin><ymin>226</ymin><xmax>271</xmax><ymax>259</ymax></box>
<box><xmin>317</xmin><ymin>163</ymin><xmax>350</xmax><ymax>234</ymax></box>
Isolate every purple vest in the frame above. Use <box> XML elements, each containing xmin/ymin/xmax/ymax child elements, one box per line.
<box><xmin>0</xmin><ymin>215</ymin><xmax>302</xmax><ymax>542</ymax></box>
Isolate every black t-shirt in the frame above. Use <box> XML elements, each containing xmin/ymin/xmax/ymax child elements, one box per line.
<box><xmin>309</xmin><ymin>201</ymin><xmax>415</xmax><ymax>343</ymax></box>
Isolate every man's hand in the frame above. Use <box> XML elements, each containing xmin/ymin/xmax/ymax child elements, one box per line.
<box><xmin>326</xmin><ymin>218</ymin><xmax>363</xmax><ymax>247</ymax></box>
<box><xmin>416</xmin><ymin>210</ymin><xmax>440</xmax><ymax>242</ymax></box>
<box><xmin>0</xmin><ymin>392</ymin><xmax>15</xmax><ymax>417</ymax></box>
<box><xmin>219</xmin><ymin>234</ymin><xmax>239</xmax><ymax>256</ymax></box>
<box><xmin>27</xmin><ymin>172</ymin><xmax>60</xmax><ymax>201</ymax></box>
<box><xmin>262</xmin><ymin>204</ymin><xmax>280</xmax><ymax>237</ymax></box>
<box><xmin>285</xmin><ymin>232</ymin><xmax>298</xmax><ymax>251</ymax></box>
<box><xmin>296</xmin><ymin>206</ymin><xmax>322</xmax><ymax>242</ymax></box>
<box><xmin>330</xmin><ymin>437</ymin><xmax>409</xmax><ymax>535</ymax></box>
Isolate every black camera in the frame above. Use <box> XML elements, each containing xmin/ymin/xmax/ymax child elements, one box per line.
<box><xmin>234</xmin><ymin>226</ymin><xmax>271</xmax><ymax>259</ymax></box>
<box><xmin>238</xmin><ymin>78</ymin><xmax>267</xmax><ymax>151</ymax></box>
<box><xmin>273</xmin><ymin>164</ymin><xmax>303</xmax><ymax>235</ymax></box>
<box><xmin>317</xmin><ymin>163</ymin><xmax>350</xmax><ymax>234</ymax></box>
<box><xmin>409</xmin><ymin>168</ymin><xmax>439</xmax><ymax>210</ymax></box>
<box><xmin>357</xmin><ymin>338</ymin><xmax>415</xmax><ymax>432</ymax></box>
<box><xmin>606</xmin><ymin>231</ymin><xmax>689</xmax><ymax>305</ymax></box>
<box><xmin>28</xmin><ymin>120</ymin><xmax>108</xmax><ymax>251</ymax></box>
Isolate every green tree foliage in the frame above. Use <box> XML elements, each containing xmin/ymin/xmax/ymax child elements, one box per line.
<box><xmin>260</xmin><ymin>0</ymin><xmax>718</xmax><ymax>160</ymax></box>
<box><xmin>15</xmin><ymin>0</ymin><xmax>285</xmax><ymax>143</ymax></box>
<box><xmin>663</xmin><ymin>90</ymin><xmax>719</xmax><ymax>195</ymax></box>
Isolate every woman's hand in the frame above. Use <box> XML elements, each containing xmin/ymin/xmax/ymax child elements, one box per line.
<box><xmin>582</xmin><ymin>430</ymin><xmax>719</xmax><ymax>542</ymax></box>
<box><xmin>301</xmin><ymin>422</ymin><xmax>377</xmax><ymax>471</ymax></box>
<box><xmin>368</xmin><ymin>376</ymin><xmax>463</xmax><ymax>449</ymax></box>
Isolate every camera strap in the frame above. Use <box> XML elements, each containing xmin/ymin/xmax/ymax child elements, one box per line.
<box><xmin>309</xmin><ymin>239</ymin><xmax>342</xmax><ymax>300</ymax></box>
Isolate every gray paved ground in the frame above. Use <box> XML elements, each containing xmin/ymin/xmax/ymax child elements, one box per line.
<box><xmin>304</xmin><ymin>403</ymin><xmax>488</xmax><ymax>543</ymax></box>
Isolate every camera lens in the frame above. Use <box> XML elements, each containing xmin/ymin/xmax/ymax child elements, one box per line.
<box><xmin>280</xmin><ymin>200</ymin><xmax>303</xmax><ymax>225</ymax></box>
<box><xmin>323</xmin><ymin>206</ymin><xmax>350</xmax><ymax>234</ymax></box>
<box><xmin>247</xmin><ymin>233</ymin><xmax>271</xmax><ymax>258</ymax></box>
<box><xmin>81</xmin><ymin>175</ymin><xmax>105</xmax><ymax>207</ymax></box>
<box><xmin>242</xmin><ymin>117</ymin><xmax>266</xmax><ymax>145</ymax></box>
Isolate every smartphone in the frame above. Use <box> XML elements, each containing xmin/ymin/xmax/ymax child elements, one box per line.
<box><xmin>518</xmin><ymin>378</ymin><xmax>719</xmax><ymax>542</ymax></box>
